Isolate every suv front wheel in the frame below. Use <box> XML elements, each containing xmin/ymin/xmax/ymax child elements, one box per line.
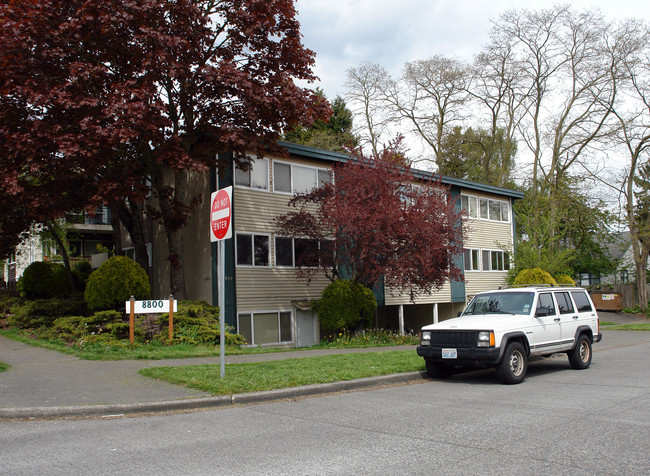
<box><xmin>425</xmin><ymin>359</ymin><xmax>454</xmax><ymax>379</ymax></box>
<box><xmin>497</xmin><ymin>341</ymin><xmax>527</xmax><ymax>384</ymax></box>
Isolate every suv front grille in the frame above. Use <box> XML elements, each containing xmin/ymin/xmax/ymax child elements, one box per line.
<box><xmin>430</xmin><ymin>331</ymin><xmax>477</xmax><ymax>348</ymax></box>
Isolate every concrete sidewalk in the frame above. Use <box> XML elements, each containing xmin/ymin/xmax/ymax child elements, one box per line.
<box><xmin>0</xmin><ymin>311</ymin><xmax>647</xmax><ymax>420</ymax></box>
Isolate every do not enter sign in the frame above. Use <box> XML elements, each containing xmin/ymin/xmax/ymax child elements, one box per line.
<box><xmin>210</xmin><ymin>186</ymin><xmax>232</xmax><ymax>241</ymax></box>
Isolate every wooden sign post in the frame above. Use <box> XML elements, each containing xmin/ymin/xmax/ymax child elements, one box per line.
<box><xmin>125</xmin><ymin>296</ymin><xmax>178</xmax><ymax>344</ymax></box>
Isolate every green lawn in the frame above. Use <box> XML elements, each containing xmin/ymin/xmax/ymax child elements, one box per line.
<box><xmin>0</xmin><ymin>361</ymin><xmax>9</xmax><ymax>372</ymax></box>
<box><xmin>139</xmin><ymin>350</ymin><xmax>425</xmax><ymax>395</ymax></box>
<box><xmin>606</xmin><ymin>323</ymin><xmax>650</xmax><ymax>331</ymax></box>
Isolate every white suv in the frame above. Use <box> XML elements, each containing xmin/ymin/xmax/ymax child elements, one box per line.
<box><xmin>417</xmin><ymin>287</ymin><xmax>602</xmax><ymax>384</ymax></box>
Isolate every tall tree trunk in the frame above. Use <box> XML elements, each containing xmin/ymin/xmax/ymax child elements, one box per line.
<box><xmin>45</xmin><ymin>221</ymin><xmax>76</xmax><ymax>292</ymax></box>
<box><xmin>165</xmin><ymin>227</ymin><xmax>186</xmax><ymax>299</ymax></box>
<box><xmin>113</xmin><ymin>200</ymin><xmax>150</xmax><ymax>278</ymax></box>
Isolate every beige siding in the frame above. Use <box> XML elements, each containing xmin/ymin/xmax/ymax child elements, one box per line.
<box><xmin>233</xmin><ymin>155</ymin><xmax>333</xmax><ymax>311</ymax></box>
<box><xmin>236</xmin><ymin>268</ymin><xmax>330</xmax><ymax>311</ymax></box>
<box><xmin>385</xmin><ymin>283</ymin><xmax>452</xmax><ymax>306</ymax></box>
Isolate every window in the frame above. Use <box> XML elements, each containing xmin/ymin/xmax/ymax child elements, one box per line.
<box><xmin>274</xmin><ymin>237</ymin><xmax>294</xmax><ymax>267</ymax></box>
<box><xmin>479</xmin><ymin>198</ymin><xmax>509</xmax><ymax>222</ymax></box>
<box><xmin>571</xmin><ymin>291</ymin><xmax>594</xmax><ymax>313</ymax></box>
<box><xmin>274</xmin><ymin>237</ymin><xmax>334</xmax><ymax>268</ymax></box>
<box><xmin>461</xmin><ymin>195</ymin><xmax>478</xmax><ymax>218</ymax></box>
<box><xmin>555</xmin><ymin>292</ymin><xmax>575</xmax><ymax>314</ymax></box>
<box><xmin>238</xmin><ymin>311</ymin><xmax>293</xmax><ymax>346</ymax></box>
<box><xmin>295</xmin><ymin>238</ymin><xmax>319</xmax><ymax>267</ymax></box>
<box><xmin>463</xmin><ymin>249</ymin><xmax>480</xmax><ymax>271</ymax></box>
<box><xmin>236</xmin><ymin>233</ymin><xmax>269</xmax><ymax>266</ymax></box>
<box><xmin>235</xmin><ymin>158</ymin><xmax>269</xmax><ymax>190</ymax></box>
<box><xmin>482</xmin><ymin>250</ymin><xmax>510</xmax><ymax>271</ymax></box>
<box><xmin>273</xmin><ymin>161</ymin><xmax>332</xmax><ymax>194</ymax></box>
<box><xmin>536</xmin><ymin>293</ymin><xmax>556</xmax><ymax>316</ymax></box>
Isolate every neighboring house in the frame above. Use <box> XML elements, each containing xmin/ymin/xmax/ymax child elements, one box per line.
<box><xmin>596</xmin><ymin>231</ymin><xmax>644</xmax><ymax>286</ymax></box>
<box><xmin>139</xmin><ymin>141</ymin><xmax>524</xmax><ymax>348</ymax></box>
<box><xmin>3</xmin><ymin>206</ymin><xmax>114</xmax><ymax>284</ymax></box>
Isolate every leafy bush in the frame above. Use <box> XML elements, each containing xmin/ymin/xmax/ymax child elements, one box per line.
<box><xmin>19</xmin><ymin>261</ymin><xmax>71</xmax><ymax>299</ymax></box>
<box><xmin>0</xmin><ymin>295</ymin><xmax>21</xmax><ymax>316</ymax></box>
<box><xmin>47</xmin><ymin>310</ymin><xmax>126</xmax><ymax>342</ymax></box>
<box><xmin>313</xmin><ymin>279</ymin><xmax>377</xmax><ymax>333</ymax></box>
<box><xmin>84</xmin><ymin>256</ymin><xmax>150</xmax><ymax>311</ymax></box>
<box><xmin>155</xmin><ymin>300</ymin><xmax>245</xmax><ymax>345</ymax></box>
<box><xmin>72</xmin><ymin>260</ymin><xmax>93</xmax><ymax>292</ymax></box>
<box><xmin>8</xmin><ymin>297</ymin><xmax>88</xmax><ymax>328</ymax></box>
<box><xmin>513</xmin><ymin>268</ymin><xmax>557</xmax><ymax>286</ymax></box>
<box><xmin>554</xmin><ymin>274</ymin><xmax>576</xmax><ymax>285</ymax></box>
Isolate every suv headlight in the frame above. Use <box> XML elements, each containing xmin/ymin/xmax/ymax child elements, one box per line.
<box><xmin>420</xmin><ymin>331</ymin><xmax>432</xmax><ymax>346</ymax></box>
<box><xmin>477</xmin><ymin>331</ymin><xmax>495</xmax><ymax>347</ymax></box>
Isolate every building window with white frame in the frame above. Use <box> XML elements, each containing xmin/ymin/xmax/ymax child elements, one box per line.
<box><xmin>234</xmin><ymin>157</ymin><xmax>269</xmax><ymax>190</ymax></box>
<box><xmin>238</xmin><ymin>311</ymin><xmax>293</xmax><ymax>346</ymax></box>
<box><xmin>461</xmin><ymin>195</ymin><xmax>478</xmax><ymax>218</ymax></box>
<box><xmin>463</xmin><ymin>248</ymin><xmax>480</xmax><ymax>271</ymax></box>
<box><xmin>236</xmin><ymin>233</ymin><xmax>270</xmax><ymax>267</ymax></box>
<box><xmin>479</xmin><ymin>198</ymin><xmax>509</xmax><ymax>222</ymax></box>
<box><xmin>273</xmin><ymin>161</ymin><xmax>332</xmax><ymax>194</ymax></box>
<box><xmin>274</xmin><ymin>236</ymin><xmax>334</xmax><ymax>268</ymax></box>
<box><xmin>482</xmin><ymin>249</ymin><xmax>510</xmax><ymax>271</ymax></box>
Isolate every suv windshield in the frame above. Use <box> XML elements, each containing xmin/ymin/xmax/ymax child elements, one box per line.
<box><xmin>463</xmin><ymin>292</ymin><xmax>534</xmax><ymax>316</ymax></box>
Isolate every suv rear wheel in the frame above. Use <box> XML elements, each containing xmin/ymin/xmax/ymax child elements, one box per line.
<box><xmin>568</xmin><ymin>334</ymin><xmax>592</xmax><ymax>369</ymax></box>
<box><xmin>497</xmin><ymin>341</ymin><xmax>527</xmax><ymax>384</ymax></box>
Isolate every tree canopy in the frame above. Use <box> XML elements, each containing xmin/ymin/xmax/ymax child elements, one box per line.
<box><xmin>275</xmin><ymin>138</ymin><xmax>465</xmax><ymax>298</ymax></box>
<box><xmin>283</xmin><ymin>90</ymin><xmax>358</xmax><ymax>152</ymax></box>
<box><xmin>0</xmin><ymin>0</ymin><xmax>330</xmax><ymax>297</ymax></box>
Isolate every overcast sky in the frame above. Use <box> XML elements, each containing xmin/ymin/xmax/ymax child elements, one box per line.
<box><xmin>295</xmin><ymin>0</ymin><xmax>650</xmax><ymax>100</ymax></box>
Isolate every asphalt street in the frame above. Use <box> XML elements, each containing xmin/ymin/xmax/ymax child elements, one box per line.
<box><xmin>0</xmin><ymin>327</ymin><xmax>648</xmax><ymax>475</ymax></box>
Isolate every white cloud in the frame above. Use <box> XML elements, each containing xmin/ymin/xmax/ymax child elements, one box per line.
<box><xmin>295</xmin><ymin>0</ymin><xmax>650</xmax><ymax>99</ymax></box>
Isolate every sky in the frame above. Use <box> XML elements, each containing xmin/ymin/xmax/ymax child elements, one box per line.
<box><xmin>294</xmin><ymin>0</ymin><xmax>650</xmax><ymax>100</ymax></box>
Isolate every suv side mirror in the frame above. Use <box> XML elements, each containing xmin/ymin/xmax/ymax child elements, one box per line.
<box><xmin>535</xmin><ymin>308</ymin><xmax>547</xmax><ymax>318</ymax></box>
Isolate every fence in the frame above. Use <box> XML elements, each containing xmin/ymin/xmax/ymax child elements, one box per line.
<box><xmin>0</xmin><ymin>281</ymin><xmax>18</xmax><ymax>298</ymax></box>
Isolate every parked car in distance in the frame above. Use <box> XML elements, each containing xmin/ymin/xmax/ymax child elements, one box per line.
<box><xmin>417</xmin><ymin>286</ymin><xmax>602</xmax><ymax>384</ymax></box>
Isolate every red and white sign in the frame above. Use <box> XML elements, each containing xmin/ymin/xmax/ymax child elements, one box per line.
<box><xmin>210</xmin><ymin>186</ymin><xmax>232</xmax><ymax>241</ymax></box>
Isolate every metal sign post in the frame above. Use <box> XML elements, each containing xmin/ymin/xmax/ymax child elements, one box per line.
<box><xmin>210</xmin><ymin>186</ymin><xmax>232</xmax><ymax>378</ymax></box>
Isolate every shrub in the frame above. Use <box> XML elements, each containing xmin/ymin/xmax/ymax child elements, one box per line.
<box><xmin>72</xmin><ymin>260</ymin><xmax>93</xmax><ymax>292</ymax></box>
<box><xmin>155</xmin><ymin>300</ymin><xmax>246</xmax><ymax>345</ymax></box>
<box><xmin>19</xmin><ymin>261</ymin><xmax>71</xmax><ymax>299</ymax></box>
<box><xmin>513</xmin><ymin>268</ymin><xmax>557</xmax><ymax>286</ymax></box>
<box><xmin>47</xmin><ymin>310</ymin><xmax>126</xmax><ymax>342</ymax></box>
<box><xmin>84</xmin><ymin>256</ymin><xmax>150</xmax><ymax>311</ymax></box>
<box><xmin>8</xmin><ymin>297</ymin><xmax>88</xmax><ymax>328</ymax></box>
<box><xmin>554</xmin><ymin>274</ymin><xmax>576</xmax><ymax>285</ymax></box>
<box><xmin>312</xmin><ymin>279</ymin><xmax>377</xmax><ymax>333</ymax></box>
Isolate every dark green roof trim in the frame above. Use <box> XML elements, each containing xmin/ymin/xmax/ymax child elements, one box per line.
<box><xmin>278</xmin><ymin>140</ymin><xmax>524</xmax><ymax>200</ymax></box>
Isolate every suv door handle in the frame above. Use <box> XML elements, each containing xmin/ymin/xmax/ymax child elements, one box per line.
<box><xmin>554</xmin><ymin>318</ymin><xmax>561</xmax><ymax>322</ymax></box>
<box><xmin>572</xmin><ymin>315</ymin><xmax>579</xmax><ymax>320</ymax></box>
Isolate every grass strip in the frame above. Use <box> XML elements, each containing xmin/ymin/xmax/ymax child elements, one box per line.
<box><xmin>0</xmin><ymin>328</ymin><xmax>299</xmax><ymax>360</ymax></box>
<box><xmin>606</xmin><ymin>323</ymin><xmax>650</xmax><ymax>331</ymax></box>
<box><xmin>0</xmin><ymin>361</ymin><xmax>9</xmax><ymax>372</ymax></box>
<box><xmin>139</xmin><ymin>350</ymin><xmax>424</xmax><ymax>395</ymax></box>
<box><xmin>0</xmin><ymin>327</ymin><xmax>418</xmax><ymax>360</ymax></box>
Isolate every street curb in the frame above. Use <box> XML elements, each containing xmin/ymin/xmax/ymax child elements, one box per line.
<box><xmin>0</xmin><ymin>371</ymin><xmax>427</xmax><ymax>421</ymax></box>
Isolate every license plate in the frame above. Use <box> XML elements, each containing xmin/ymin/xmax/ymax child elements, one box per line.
<box><xmin>442</xmin><ymin>348</ymin><xmax>457</xmax><ymax>359</ymax></box>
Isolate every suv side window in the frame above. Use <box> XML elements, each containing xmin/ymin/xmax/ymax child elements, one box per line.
<box><xmin>555</xmin><ymin>292</ymin><xmax>575</xmax><ymax>314</ymax></box>
<box><xmin>571</xmin><ymin>291</ymin><xmax>593</xmax><ymax>313</ymax></box>
<box><xmin>536</xmin><ymin>293</ymin><xmax>556</xmax><ymax>316</ymax></box>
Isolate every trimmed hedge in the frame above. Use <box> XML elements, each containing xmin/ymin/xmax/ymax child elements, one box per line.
<box><xmin>312</xmin><ymin>280</ymin><xmax>377</xmax><ymax>333</ymax></box>
<box><xmin>8</xmin><ymin>297</ymin><xmax>88</xmax><ymax>329</ymax></box>
<box><xmin>554</xmin><ymin>274</ymin><xmax>576</xmax><ymax>285</ymax></box>
<box><xmin>513</xmin><ymin>268</ymin><xmax>557</xmax><ymax>286</ymax></box>
<box><xmin>19</xmin><ymin>261</ymin><xmax>71</xmax><ymax>299</ymax></box>
<box><xmin>84</xmin><ymin>256</ymin><xmax>150</xmax><ymax>311</ymax></box>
